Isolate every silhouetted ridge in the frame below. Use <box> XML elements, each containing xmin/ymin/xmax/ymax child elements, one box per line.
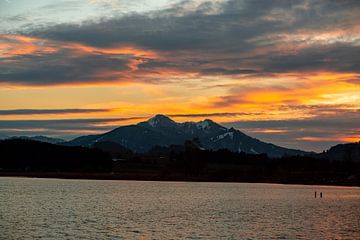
<box><xmin>67</xmin><ymin>114</ymin><xmax>307</xmax><ymax>157</ymax></box>
<box><xmin>317</xmin><ymin>142</ymin><xmax>360</xmax><ymax>162</ymax></box>
<box><xmin>9</xmin><ymin>135</ymin><xmax>65</xmax><ymax>144</ymax></box>
<box><xmin>0</xmin><ymin>139</ymin><xmax>111</xmax><ymax>172</ymax></box>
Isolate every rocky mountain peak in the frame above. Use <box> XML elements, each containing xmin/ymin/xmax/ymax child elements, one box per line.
<box><xmin>147</xmin><ymin>114</ymin><xmax>176</xmax><ymax>127</ymax></box>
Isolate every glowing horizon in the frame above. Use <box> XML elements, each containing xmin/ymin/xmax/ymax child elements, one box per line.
<box><xmin>1</xmin><ymin>0</ymin><xmax>359</xmax><ymax>152</ymax></box>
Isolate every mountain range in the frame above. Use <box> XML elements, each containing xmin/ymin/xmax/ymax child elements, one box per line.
<box><xmin>67</xmin><ymin>114</ymin><xmax>307</xmax><ymax>158</ymax></box>
<box><xmin>9</xmin><ymin>136</ymin><xmax>65</xmax><ymax>144</ymax></box>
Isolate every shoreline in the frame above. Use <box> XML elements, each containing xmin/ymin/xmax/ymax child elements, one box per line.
<box><xmin>1</xmin><ymin>172</ymin><xmax>359</xmax><ymax>188</ymax></box>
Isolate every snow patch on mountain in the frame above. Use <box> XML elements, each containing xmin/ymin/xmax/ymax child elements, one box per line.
<box><xmin>148</xmin><ymin>117</ymin><xmax>161</xmax><ymax>127</ymax></box>
<box><xmin>196</xmin><ymin>119</ymin><xmax>212</xmax><ymax>129</ymax></box>
<box><xmin>211</xmin><ymin>131</ymin><xmax>234</xmax><ymax>142</ymax></box>
<box><xmin>250</xmin><ymin>148</ymin><xmax>258</xmax><ymax>154</ymax></box>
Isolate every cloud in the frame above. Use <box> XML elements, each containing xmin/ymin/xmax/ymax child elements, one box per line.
<box><xmin>27</xmin><ymin>0</ymin><xmax>360</xmax><ymax>50</ymax></box>
<box><xmin>0</xmin><ymin>117</ymin><xmax>145</xmax><ymax>132</ymax></box>
<box><xmin>207</xmin><ymin>72</ymin><xmax>360</xmax><ymax>108</ymax></box>
<box><xmin>200</xmin><ymin>68</ymin><xmax>258</xmax><ymax>75</ymax></box>
<box><xmin>1</xmin><ymin>1</ymin><xmax>360</xmax><ymax>86</ymax></box>
<box><xmin>346</xmin><ymin>76</ymin><xmax>360</xmax><ymax>85</ymax></box>
<box><xmin>0</xmin><ymin>108</ymin><xmax>110</xmax><ymax>115</ymax></box>
<box><xmin>263</xmin><ymin>43</ymin><xmax>360</xmax><ymax>73</ymax></box>
<box><xmin>0</xmin><ymin>35</ymin><xmax>156</xmax><ymax>86</ymax></box>
<box><xmin>223</xmin><ymin>109</ymin><xmax>360</xmax><ymax>152</ymax></box>
<box><xmin>169</xmin><ymin>112</ymin><xmax>260</xmax><ymax>118</ymax></box>
<box><xmin>0</xmin><ymin>116</ymin><xmax>145</xmax><ymax>139</ymax></box>
<box><xmin>0</xmin><ymin>52</ymin><xmax>130</xmax><ymax>85</ymax></box>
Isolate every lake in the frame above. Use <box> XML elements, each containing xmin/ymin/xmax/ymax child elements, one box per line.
<box><xmin>0</xmin><ymin>177</ymin><xmax>359</xmax><ymax>239</ymax></box>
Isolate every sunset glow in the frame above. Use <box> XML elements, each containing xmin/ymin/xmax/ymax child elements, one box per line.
<box><xmin>1</xmin><ymin>0</ymin><xmax>359</xmax><ymax>151</ymax></box>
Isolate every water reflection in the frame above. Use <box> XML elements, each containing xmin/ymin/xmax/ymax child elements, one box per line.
<box><xmin>0</xmin><ymin>178</ymin><xmax>359</xmax><ymax>239</ymax></box>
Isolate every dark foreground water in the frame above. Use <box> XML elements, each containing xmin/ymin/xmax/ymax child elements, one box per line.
<box><xmin>0</xmin><ymin>177</ymin><xmax>360</xmax><ymax>239</ymax></box>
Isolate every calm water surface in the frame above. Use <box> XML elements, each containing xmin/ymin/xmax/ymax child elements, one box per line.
<box><xmin>0</xmin><ymin>177</ymin><xmax>360</xmax><ymax>239</ymax></box>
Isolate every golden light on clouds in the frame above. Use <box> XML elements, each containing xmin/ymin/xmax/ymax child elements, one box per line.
<box><xmin>1</xmin><ymin>0</ymin><xmax>360</xmax><ymax>151</ymax></box>
<box><xmin>0</xmin><ymin>35</ymin><xmax>57</xmax><ymax>58</ymax></box>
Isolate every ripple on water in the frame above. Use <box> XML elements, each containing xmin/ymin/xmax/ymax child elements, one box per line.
<box><xmin>0</xmin><ymin>178</ymin><xmax>360</xmax><ymax>239</ymax></box>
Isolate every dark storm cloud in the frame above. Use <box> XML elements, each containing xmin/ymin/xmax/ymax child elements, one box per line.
<box><xmin>27</xmin><ymin>0</ymin><xmax>284</xmax><ymax>50</ymax></box>
<box><xmin>0</xmin><ymin>49</ymin><xmax>132</xmax><ymax>85</ymax></box>
<box><xmin>0</xmin><ymin>108</ymin><xmax>110</xmax><ymax>115</ymax></box>
<box><xmin>263</xmin><ymin>44</ymin><xmax>360</xmax><ymax>73</ymax></box>
<box><xmin>2</xmin><ymin>0</ymin><xmax>360</xmax><ymax>85</ymax></box>
<box><xmin>28</xmin><ymin>0</ymin><xmax>360</xmax><ymax>49</ymax></box>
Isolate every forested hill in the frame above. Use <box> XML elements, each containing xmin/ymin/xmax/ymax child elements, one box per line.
<box><xmin>0</xmin><ymin>139</ymin><xmax>112</xmax><ymax>172</ymax></box>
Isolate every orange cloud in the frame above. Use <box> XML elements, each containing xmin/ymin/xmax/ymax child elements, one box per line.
<box><xmin>0</xmin><ymin>34</ymin><xmax>169</xmax><ymax>88</ymax></box>
<box><xmin>0</xmin><ymin>34</ymin><xmax>58</xmax><ymax>57</ymax></box>
<box><xmin>297</xmin><ymin>135</ymin><xmax>360</xmax><ymax>143</ymax></box>
<box><xmin>210</xmin><ymin>72</ymin><xmax>359</xmax><ymax>106</ymax></box>
<box><xmin>252</xmin><ymin>129</ymin><xmax>289</xmax><ymax>133</ymax></box>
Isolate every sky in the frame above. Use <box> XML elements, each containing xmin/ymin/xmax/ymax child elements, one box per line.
<box><xmin>0</xmin><ymin>0</ymin><xmax>359</xmax><ymax>152</ymax></box>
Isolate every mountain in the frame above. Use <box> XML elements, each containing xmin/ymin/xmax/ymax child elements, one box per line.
<box><xmin>0</xmin><ymin>134</ymin><xmax>8</xmax><ymax>140</ymax></box>
<box><xmin>9</xmin><ymin>136</ymin><xmax>65</xmax><ymax>144</ymax></box>
<box><xmin>67</xmin><ymin>114</ymin><xmax>307</xmax><ymax>158</ymax></box>
<box><xmin>317</xmin><ymin>142</ymin><xmax>360</xmax><ymax>162</ymax></box>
